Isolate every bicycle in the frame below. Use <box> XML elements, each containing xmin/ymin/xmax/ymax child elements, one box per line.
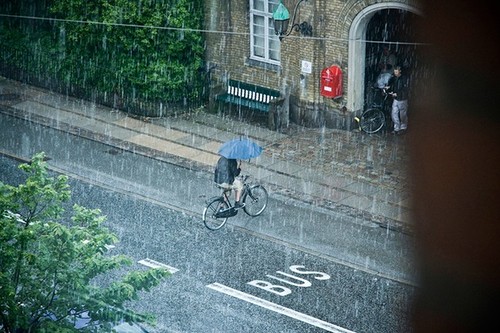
<box><xmin>203</xmin><ymin>175</ymin><xmax>268</xmax><ymax>230</ymax></box>
<box><xmin>354</xmin><ymin>88</ymin><xmax>393</xmax><ymax>134</ymax></box>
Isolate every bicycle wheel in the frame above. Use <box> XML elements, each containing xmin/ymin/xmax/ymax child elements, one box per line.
<box><xmin>359</xmin><ymin>108</ymin><xmax>385</xmax><ymax>134</ymax></box>
<box><xmin>243</xmin><ymin>185</ymin><xmax>268</xmax><ymax>217</ymax></box>
<box><xmin>203</xmin><ymin>197</ymin><xmax>229</xmax><ymax>230</ymax></box>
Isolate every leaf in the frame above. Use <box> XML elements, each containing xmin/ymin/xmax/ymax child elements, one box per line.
<box><xmin>0</xmin><ymin>153</ymin><xmax>170</xmax><ymax>331</ymax></box>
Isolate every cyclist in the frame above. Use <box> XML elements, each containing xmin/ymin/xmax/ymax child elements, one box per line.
<box><xmin>214</xmin><ymin>156</ymin><xmax>245</xmax><ymax>208</ymax></box>
<box><xmin>373</xmin><ymin>64</ymin><xmax>393</xmax><ymax>107</ymax></box>
<box><xmin>376</xmin><ymin>64</ymin><xmax>393</xmax><ymax>89</ymax></box>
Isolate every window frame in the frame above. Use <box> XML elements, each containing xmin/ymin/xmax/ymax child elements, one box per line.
<box><xmin>249</xmin><ymin>0</ymin><xmax>281</xmax><ymax>66</ymax></box>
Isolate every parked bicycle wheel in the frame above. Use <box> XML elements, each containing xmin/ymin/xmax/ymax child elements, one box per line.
<box><xmin>243</xmin><ymin>185</ymin><xmax>268</xmax><ymax>217</ymax></box>
<box><xmin>359</xmin><ymin>108</ymin><xmax>385</xmax><ymax>134</ymax></box>
<box><xmin>203</xmin><ymin>197</ymin><xmax>229</xmax><ymax>230</ymax></box>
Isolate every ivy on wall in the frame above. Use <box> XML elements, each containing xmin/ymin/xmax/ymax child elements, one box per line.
<box><xmin>0</xmin><ymin>0</ymin><xmax>205</xmax><ymax>117</ymax></box>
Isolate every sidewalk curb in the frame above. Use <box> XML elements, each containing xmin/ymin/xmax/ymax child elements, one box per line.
<box><xmin>0</xmin><ymin>77</ymin><xmax>413</xmax><ymax>234</ymax></box>
<box><xmin>0</xmin><ymin>103</ymin><xmax>412</xmax><ymax>235</ymax></box>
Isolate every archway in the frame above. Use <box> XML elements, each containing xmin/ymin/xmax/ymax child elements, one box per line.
<box><xmin>347</xmin><ymin>3</ymin><xmax>422</xmax><ymax>113</ymax></box>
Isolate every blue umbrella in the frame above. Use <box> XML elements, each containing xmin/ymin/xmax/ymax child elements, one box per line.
<box><xmin>218</xmin><ymin>138</ymin><xmax>263</xmax><ymax>159</ymax></box>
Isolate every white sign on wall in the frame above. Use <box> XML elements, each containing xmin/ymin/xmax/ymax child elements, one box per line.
<box><xmin>301</xmin><ymin>60</ymin><xmax>312</xmax><ymax>74</ymax></box>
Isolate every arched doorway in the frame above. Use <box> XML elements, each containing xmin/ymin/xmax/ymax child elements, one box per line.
<box><xmin>347</xmin><ymin>3</ymin><xmax>422</xmax><ymax>113</ymax></box>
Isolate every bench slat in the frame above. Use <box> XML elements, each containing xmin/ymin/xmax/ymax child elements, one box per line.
<box><xmin>216</xmin><ymin>80</ymin><xmax>281</xmax><ymax>113</ymax></box>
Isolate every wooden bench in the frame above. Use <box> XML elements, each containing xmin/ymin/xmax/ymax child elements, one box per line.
<box><xmin>216</xmin><ymin>79</ymin><xmax>282</xmax><ymax>113</ymax></box>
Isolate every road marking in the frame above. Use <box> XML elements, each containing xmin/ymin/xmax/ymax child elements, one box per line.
<box><xmin>207</xmin><ymin>283</ymin><xmax>356</xmax><ymax>333</ymax></box>
<box><xmin>138</xmin><ymin>258</ymin><xmax>179</xmax><ymax>273</ymax></box>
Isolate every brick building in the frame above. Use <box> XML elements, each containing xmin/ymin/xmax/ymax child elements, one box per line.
<box><xmin>204</xmin><ymin>0</ymin><xmax>422</xmax><ymax>130</ymax></box>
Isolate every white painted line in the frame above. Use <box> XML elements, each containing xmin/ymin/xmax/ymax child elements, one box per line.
<box><xmin>138</xmin><ymin>258</ymin><xmax>179</xmax><ymax>273</ymax></box>
<box><xmin>207</xmin><ymin>283</ymin><xmax>356</xmax><ymax>333</ymax></box>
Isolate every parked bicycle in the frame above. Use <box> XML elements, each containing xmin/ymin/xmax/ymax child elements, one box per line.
<box><xmin>355</xmin><ymin>88</ymin><xmax>393</xmax><ymax>134</ymax></box>
<box><xmin>203</xmin><ymin>175</ymin><xmax>268</xmax><ymax>230</ymax></box>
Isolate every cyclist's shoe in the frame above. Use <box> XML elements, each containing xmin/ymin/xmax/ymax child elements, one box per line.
<box><xmin>234</xmin><ymin>201</ymin><xmax>245</xmax><ymax>209</ymax></box>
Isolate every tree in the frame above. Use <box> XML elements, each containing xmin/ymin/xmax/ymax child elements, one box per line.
<box><xmin>0</xmin><ymin>153</ymin><xmax>169</xmax><ymax>332</ymax></box>
<box><xmin>0</xmin><ymin>0</ymin><xmax>206</xmax><ymax>116</ymax></box>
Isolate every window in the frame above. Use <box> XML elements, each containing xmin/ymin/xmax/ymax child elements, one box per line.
<box><xmin>250</xmin><ymin>0</ymin><xmax>281</xmax><ymax>65</ymax></box>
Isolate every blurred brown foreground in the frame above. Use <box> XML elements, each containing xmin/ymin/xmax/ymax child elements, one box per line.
<box><xmin>411</xmin><ymin>1</ymin><xmax>500</xmax><ymax>331</ymax></box>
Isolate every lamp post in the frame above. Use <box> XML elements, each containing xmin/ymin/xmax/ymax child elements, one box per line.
<box><xmin>272</xmin><ymin>0</ymin><xmax>312</xmax><ymax>41</ymax></box>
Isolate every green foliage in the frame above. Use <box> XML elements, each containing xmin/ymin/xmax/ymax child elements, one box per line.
<box><xmin>0</xmin><ymin>0</ymin><xmax>205</xmax><ymax>116</ymax></box>
<box><xmin>0</xmin><ymin>153</ymin><xmax>170</xmax><ymax>333</ymax></box>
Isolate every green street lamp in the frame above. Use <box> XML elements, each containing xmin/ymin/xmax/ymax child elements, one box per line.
<box><xmin>272</xmin><ymin>1</ymin><xmax>291</xmax><ymax>38</ymax></box>
<box><xmin>272</xmin><ymin>0</ymin><xmax>312</xmax><ymax>41</ymax></box>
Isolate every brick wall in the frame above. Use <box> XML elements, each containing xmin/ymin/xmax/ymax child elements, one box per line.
<box><xmin>204</xmin><ymin>0</ymin><xmax>421</xmax><ymax>129</ymax></box>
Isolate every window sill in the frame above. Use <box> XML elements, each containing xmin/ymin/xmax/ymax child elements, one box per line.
<box><xmin>246</xmin><ymin>58</ymin><xmax>280</xmax><ymax>72</ymax></box>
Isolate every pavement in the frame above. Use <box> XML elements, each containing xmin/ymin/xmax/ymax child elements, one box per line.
<box><xmin>0</xmin><ymin>76</ymin><xmax>413</xmax><ymax>234</ymax></box>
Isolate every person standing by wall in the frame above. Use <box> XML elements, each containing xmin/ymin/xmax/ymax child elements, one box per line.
<box><xmin>379</xmin><ymin>46</ymin><xmax>397</xmax><ymax>71</ymax></box>
<box><xmin>387</xmin><ymin>66</ymin><xmax>409</xmax><ymax>134</ymax></box>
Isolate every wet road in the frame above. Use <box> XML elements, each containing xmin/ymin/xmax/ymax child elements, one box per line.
<box><xmin>0</xmin><ymin>113</ymin><xmax>416</xmax><ymax>332</ymax></box>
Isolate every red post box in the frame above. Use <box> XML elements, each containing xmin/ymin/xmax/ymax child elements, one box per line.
<box><xmin>320</xmin><ymin>65</ymin><xmax>343</xmax><ymax>99</ymax></box>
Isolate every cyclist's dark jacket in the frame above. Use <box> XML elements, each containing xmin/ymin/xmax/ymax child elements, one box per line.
<box><xmin>214</xmin><ymin>156</ymin><xmax>240</xmax><ymax>184</ymax></box>
<box><xmin>388</xmin><ymin>74</ymin><xmax>409</xmax><ymax>101</ymax></box>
